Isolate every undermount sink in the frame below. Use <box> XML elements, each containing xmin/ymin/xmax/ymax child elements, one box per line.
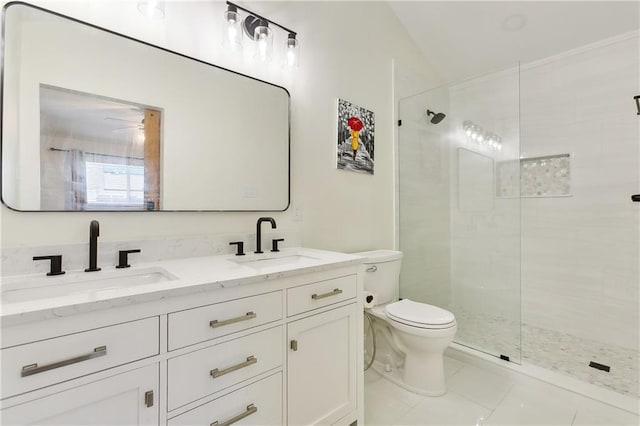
<box><xmin>1</xmin><ymin>267</ymin><xmax>178</xmax><ymax>304</ymax></box>
<box><xmin>231</xmin><ymin>253</ymin><xmax>320</xmax><ymax>269</ymax></box>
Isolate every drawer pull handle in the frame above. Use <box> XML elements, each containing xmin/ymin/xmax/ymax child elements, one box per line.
<box><xmin>210</xmin><ymin>355</ymin><xmax>257</xmax><ymax>378</ymax></box>
<box><xmin>366</xmin><ymin>265</ymin><xmax>378</xmax><ymax>272</ymax></box>
<box><xmin>210</xmin><ymin>404</ymin><xmax>258</xmax><ymax>426</ymax></box>
<box><xmin>311</xmin><ymin>288</ymin><xmax>343</xmax><ymax>300</ymax></box>
<box><xmin>21</xmin><ymin>346</ymin><xmax>107</xmax><ymax>377</ymax></box>
<box><xmin>209</xmin><ymin>312</ymin><xmax>256</xmax><ymax>328</ymax></box>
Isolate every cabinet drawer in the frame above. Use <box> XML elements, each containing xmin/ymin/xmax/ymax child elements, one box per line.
<box><xmin>1</xmin><ymin>317</ymin><xmax>159</xmax><ymax>398</ymax></box>
<box><xmin>167</xmin><ymin>326</ymin><xmax>282</xmax><ymax>411</ymax></box>
<box><xmin>1</xmin><ymin>364</ymin><xmax>159</xmax><ymax>425</ymax></box>
<box><xmin>168</xmin><ymin>372</ymin><xmax>282</xmax><ymax>426</ymax></box>
<box><xmin>287</xmin><ymin>275</ymin><xmax>357</xmax><ymax>317</ymax></box>
<box><xmin>168</xmin><ymin>291</ymin><xmax>282</xmax><ymax>351</ymax></box>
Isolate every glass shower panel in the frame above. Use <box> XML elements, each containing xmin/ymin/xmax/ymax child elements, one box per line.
<box><xmin>398</xmin><ymin>87</ymin><xmax>452</xmax><ymax>312</ymax></box>
<box><xmin>398</xmin><ymin>66</ymin><xmax>521</xmax><ymax>362</ymax></box>
<box><xmin>519</xmin><ymin>33</ymin><xmax>639</xmax><ymax>397</ymax></box>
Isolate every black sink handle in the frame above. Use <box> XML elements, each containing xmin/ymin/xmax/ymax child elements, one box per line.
<box><xmin>33</xmin><ymin>255</ymin><xmax>65</xmax><ymax>276</ymax></box>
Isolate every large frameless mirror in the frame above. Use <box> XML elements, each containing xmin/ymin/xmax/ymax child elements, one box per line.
<box><xmin>2</xmin><ymin>3</ymin><xmax>290</xmax><ymax>211</ymax></box>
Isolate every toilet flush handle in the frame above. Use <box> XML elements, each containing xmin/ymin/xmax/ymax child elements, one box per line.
<box><xmin>366</xmin><ymin>265</ymin><xmax>378</xmax><ymax>273</ymax></box>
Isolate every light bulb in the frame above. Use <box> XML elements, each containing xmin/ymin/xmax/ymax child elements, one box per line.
<box><xmin>223</xmin><ymin>6</ymin><xmax>242</xmax><ymax>52</ymax></box>
<box><xmin>254</xmin><ymin>20</ymin><xmax>272</xmax><ymax>62</ymax></box>
<box><xmin>285</xmin><ymin>33</ymin><xmax>299</xmax><ymax>69</ymax></box>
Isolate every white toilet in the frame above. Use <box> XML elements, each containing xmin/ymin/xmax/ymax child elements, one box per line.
<box><xmin>356</xmin><ymin>250</ymin><xmax>457</xmax><ymax>396</ymax></box>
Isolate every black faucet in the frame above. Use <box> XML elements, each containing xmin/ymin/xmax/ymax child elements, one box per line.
<box><xmin>255</xmin><ymin>217</ymin><xmax>276</xmax><ymax>254</ymax></box>
<box><xmin>85</xmin><ymin>220</ymin><xmax>101</xmax><ymax>272</ymax></box>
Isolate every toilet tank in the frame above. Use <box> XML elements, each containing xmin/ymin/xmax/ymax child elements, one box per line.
<box><xmin>354</xmin><ymin>250</ymin><xmax>403</xmax><ymax>305</ymax></box>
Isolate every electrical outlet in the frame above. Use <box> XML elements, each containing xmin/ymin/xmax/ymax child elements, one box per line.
<box><xmin>293</xmin><ymin>204</ymin><xmax>303</xmax><ymax>222</ymax></box>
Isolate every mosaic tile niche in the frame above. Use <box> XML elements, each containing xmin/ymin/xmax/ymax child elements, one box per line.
<box><xmin>496</xmin><ymin>154</ymin><xmax>571</xmax><ymax>197</ymax></box>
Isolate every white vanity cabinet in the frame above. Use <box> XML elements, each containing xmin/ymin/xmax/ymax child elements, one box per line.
<box><xmin>1</xmin><ymin>364</ymin><xmax>159</xmax><ymax>426</ymax></box>
<box><xmin>1</xmin><ymin>250</ymin><xmax>363</xmax><ymax>426</ymax></box>
<box><xmin>287</xmin><ymin>304</ymin><xmax>358</xmax><ymax>425</ymax></box>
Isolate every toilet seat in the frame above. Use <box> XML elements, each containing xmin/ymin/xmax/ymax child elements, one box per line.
<box><xmin>385</xmin><ymin>299</ymin><xmax>456</xmax><ymax>329</ymax></box>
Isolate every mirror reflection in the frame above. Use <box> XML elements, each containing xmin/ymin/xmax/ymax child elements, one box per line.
<box><xmin>40</xmin><ymin>85</ymin><xmax>162</xmax><ymax>210</ymax></box>
<box><xmin>2</xmin><ymin>3</ymin><xmax>290</xmax><ymax>212</ymax></box>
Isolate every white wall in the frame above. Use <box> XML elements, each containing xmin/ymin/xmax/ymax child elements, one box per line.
<box><xmin>0</xmin><ymin>1</ymin><xmax>439</xmax><ymax>249</ymax></box>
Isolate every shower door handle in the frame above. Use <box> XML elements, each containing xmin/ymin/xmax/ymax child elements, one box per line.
<box><xmin>632</xmin><ymin>194</ymin><xmax>640</xmax><ymax>202</ymax></box>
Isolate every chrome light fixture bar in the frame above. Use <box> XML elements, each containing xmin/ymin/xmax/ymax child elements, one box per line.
<box><xmin>224</xmin><ymin>1</ymin><xmax>299</xmax><ymax>67</ymax></box>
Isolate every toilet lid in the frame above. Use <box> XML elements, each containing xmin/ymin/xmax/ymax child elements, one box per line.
<box><xmin>385</xmin><ymin>299</ymin><xmax>455</xmax><ymax>328</ymax></box>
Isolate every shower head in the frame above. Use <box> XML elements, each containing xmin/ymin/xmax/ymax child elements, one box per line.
<box><xmin>426</xmin><ymin>109</ymin><xmax>446</xmax><ymax>124</ymax></box>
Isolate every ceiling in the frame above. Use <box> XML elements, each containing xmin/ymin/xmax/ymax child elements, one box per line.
<box><xmin>389</xmin><ymin>1</ymin><xmax>640</xmax><ymax>84</ymax></box>
<box><xmin>40</xmin><ymin>86</ymin><xmax>146</xmax><ymax>148</ymax></box>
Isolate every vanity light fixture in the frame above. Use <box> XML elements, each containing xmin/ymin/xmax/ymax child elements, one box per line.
<box><xmin>225</xmin><ymin>1</ymin><xmax>299</xmax><ymax>68</ymax></box>
<box><xmin>462</xmin><ymin>120</ymin><xmax>502</xmax><ymax>151</ymax></box>
<box><xmin>137</xmin><ymin>0</ymin><xmax>165</xmax><ymax>20</ymax></box>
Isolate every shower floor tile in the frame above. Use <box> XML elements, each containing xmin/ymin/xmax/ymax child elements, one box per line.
<box><xmin>451</xmin><ymin>309</ymin><xmax>639</xmax><ymax>398</ymax></box>
<box><xmin>364</xmin><ymin>355</ymin><xmax>639</xmax><ymax>426</ymax></box>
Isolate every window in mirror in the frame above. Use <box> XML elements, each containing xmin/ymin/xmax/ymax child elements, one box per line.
<box><xmin>86</xmin><ymin>161</ymin><xmax>145</xmax><ymax>209</ymax></box>
<box><xmin>39</xmin><ymin>85</ymin><xmax>161</xmax><ymax>210</ymax></box>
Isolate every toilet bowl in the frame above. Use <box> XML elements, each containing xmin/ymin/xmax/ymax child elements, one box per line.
<box><xmin>356</xmin><ymin>250</ymin><xmax>457</xmax><ymax>396</ymax></box>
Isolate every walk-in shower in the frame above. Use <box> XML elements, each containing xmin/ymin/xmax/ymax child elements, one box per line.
<box><xmin>398</xmin><ymin>31</ymin><xmax>639</xmax><ymax>400</ymax></box>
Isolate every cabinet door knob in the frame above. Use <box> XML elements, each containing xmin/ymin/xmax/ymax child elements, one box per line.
<box><xmin>290</xmin><ymin>339</ymin><xmax>298</xmax><ymax>351</ymax></box>
<box><xmin>144</xmin><ymin>390</ymin><xmax>154</xmax><ymax>407</ymax></box>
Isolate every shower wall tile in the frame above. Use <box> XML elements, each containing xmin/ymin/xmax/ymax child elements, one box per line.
<box><xmin>520</xmin><ymin>35</ymin><xmax>639</xmax><ymax>364</ymax></box>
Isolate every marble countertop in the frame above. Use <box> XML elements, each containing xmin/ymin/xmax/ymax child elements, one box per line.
<box><xmin>0</xmin><ymin>247</ymin><xmax>363</xmax><ymax>325</ymax></box>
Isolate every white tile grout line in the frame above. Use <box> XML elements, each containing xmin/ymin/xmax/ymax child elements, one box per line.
<box><xmin>482</xmin><ymin>383</ymin><xmax>513</xmax><ymax>425</ymax></box>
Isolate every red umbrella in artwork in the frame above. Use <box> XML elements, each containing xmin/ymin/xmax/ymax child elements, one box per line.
<box><xmin>347</xmin><ymin>116</ymin><xmax>363</xmax><ymax>158</ymax></box>
<box><xmin>348</xmin><ymin>116</ymin><xmax>363</xmax><ymax>132</ymax></box>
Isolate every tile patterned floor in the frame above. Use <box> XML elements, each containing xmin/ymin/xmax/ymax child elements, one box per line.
<box><xmin>364</xmin><ymin>353</ymin><xmax>640</xmax><ymax>426</ymax></box>
<box><xmin>452</xmin><ymin>310</ymin><xmax>639</xmax><ymax>397</ymax></box>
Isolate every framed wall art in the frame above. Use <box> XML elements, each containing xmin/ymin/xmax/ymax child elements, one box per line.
<box><xmin>336</xmin><ymin>98</ymin><xmax>375</xmax><ymax>175</ymax></box>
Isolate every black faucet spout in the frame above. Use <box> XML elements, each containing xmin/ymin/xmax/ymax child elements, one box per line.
<box><xmin>255</xmin><ymin>217</ymin><xmax>276</xmax><ymax>254</ymax></box>
<box><xmin>85</xmin><ymin>220</ymin><xmax>101</xmax><ymax>272</ymax></box>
